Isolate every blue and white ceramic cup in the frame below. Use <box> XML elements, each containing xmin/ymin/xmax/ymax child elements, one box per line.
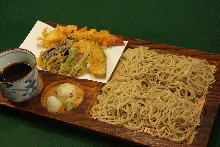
<box><xmin>0</xmin><ymin>48</ymin><xmax>40</xmax><ymax>102</ymax></box>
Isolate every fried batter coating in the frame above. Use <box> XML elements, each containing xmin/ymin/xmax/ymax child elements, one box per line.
<box><xmin>38</xmin><ymin>25</ymin><xmax>77</xmax><ymax>48</ymax></box>
<box><xmin>38</xmin><ymin>25</ymin><xmax>124</xmax><ymax>48</ymax></box>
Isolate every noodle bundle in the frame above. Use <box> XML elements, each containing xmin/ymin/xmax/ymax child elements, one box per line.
<box><xmin>90</xmin><ymin>47</ymin><xmax>216</xmax><ymax>143</ymax></box>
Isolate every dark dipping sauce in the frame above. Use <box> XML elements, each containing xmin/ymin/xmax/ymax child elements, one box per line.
<box><xmin>0</xmin><ymin>62</ymin><xmax>33</xmax><ymax>82</ymax></box>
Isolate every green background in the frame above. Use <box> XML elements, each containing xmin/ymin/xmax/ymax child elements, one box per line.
<box><xmin>0</xmin><ymin>0</ymin><xmax>219</xmax><ymax>146</ymax></box>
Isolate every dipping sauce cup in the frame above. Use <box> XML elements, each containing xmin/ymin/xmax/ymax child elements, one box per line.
<box><xmin>0</xmin><ymin>48</ymin><xmax>40</xmax><ymax>102</ymax></box>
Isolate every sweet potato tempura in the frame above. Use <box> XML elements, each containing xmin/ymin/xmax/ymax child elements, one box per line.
<box><xmin>38</xmin><ymin>25</ymin><xmax>124</xmax><ymax>48</ymax></box>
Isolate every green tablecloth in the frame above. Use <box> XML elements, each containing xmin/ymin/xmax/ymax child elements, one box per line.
<box><xmin>0</xmin><ymin>0</ymin><xmax>219</xmax><ymax>146</ymax></box>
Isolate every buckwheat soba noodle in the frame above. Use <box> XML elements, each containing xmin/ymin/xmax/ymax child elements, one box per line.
<box><xmin>90</xmin><ymin>47</ymin><xmax>216</xmax><ymax>143</ymax></box>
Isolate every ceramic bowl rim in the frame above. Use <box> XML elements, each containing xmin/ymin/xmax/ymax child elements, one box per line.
<box><xmin>0</xmin><ymin>48</ymin><xmax>37</xmax><ymax>84</ymax></box>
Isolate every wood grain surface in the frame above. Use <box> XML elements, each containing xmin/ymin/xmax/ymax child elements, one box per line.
<box><xmin>0</xmin><ymin>22</ymin><xmax>220</xmax><ymax>147</ymax></box>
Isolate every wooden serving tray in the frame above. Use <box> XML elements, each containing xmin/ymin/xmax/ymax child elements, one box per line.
<box><xmin>1</xmin><ymin>23</ymin><xmax>220</xmax><ymax>147</ymax></box>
